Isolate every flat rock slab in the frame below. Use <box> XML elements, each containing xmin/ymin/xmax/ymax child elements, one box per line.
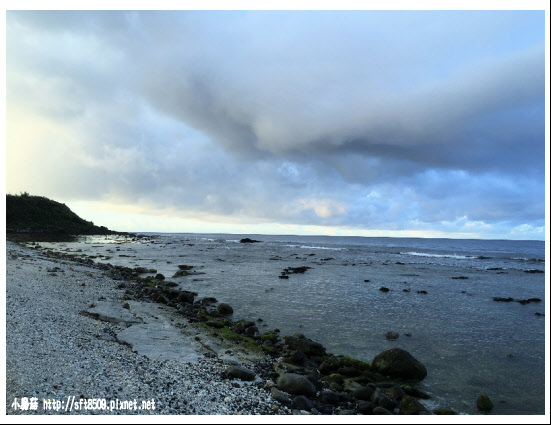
<box><xmin>86</xmin><ymin>301</ymin><xmax>141</xmax><ymax>325</ymax></box>
<box><xmin>116</xmin><ymin>322</ymin><xmax>201</xmax><ymax>363</ymax></box>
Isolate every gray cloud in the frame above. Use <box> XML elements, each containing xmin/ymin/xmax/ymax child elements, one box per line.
<box><xmin>6</xmin><ymin>10</ymin><xmax>546</xmax><ymax>239</ymax></box>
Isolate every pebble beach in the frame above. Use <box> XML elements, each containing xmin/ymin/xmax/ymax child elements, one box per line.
<box><xmin>5</xmin><ymin>240</ymin><xmax>285</xmax><ymax>415</ymax></box>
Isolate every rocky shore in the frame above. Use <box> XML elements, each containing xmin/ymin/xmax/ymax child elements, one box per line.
<box><xmin>6</xmin><ymin>238</ymin><xmax>457</xmax><ymax>416</ymax></box>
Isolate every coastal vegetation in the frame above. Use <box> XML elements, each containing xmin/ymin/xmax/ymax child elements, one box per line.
<box><xmin>6</xmin><ymin>192</ymin><xmax>117</xmax><ymax>237</ymax></box>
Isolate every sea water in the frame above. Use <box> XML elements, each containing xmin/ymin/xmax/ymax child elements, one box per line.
<box><xmin>37</xmin><ymin>233</ymin><xmax>546</xmax><ymax>414</ymax></box>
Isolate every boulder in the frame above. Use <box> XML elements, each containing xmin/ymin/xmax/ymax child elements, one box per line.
<box><xmin>177</xmin><ymin>291</ymin><xmax>195</xmax><ymax>305</ymax></box>
<box><xmin>277</xmin><ymin>373</ymin><xmax>316</xmax><ymax>397</ymax></box>
<box><xmin>373</xmin><ymin>406</ymin><xmax>394</xmax><ymax>415</ymax></box>
<box><xmin>318</xmin><ymin>390</ymin><xmax>340</xmax><ymax>405</ymax></box>
<box><xmin>283</xmin><ymin>334</ymin><xmax>326</xmax><ymax>357</ymax></box>
<box><xmin>293</xmin><ymin>395</ymin><xmax>314</xmax><ymax>411</ymax></box>
<box><xmin>217</xmin><ymin>303</ymin><xmax>234</xmax><ymax>316</ymax></box>
<box><xmin>271</xmin><ymin>387</ymin><xmax>292</xmax><ymax>405</ymax></box>
<box><xmin>476</xmin><ymin>394</ymin><xmax>493</xmax><ymax>411</ymax></box>
<box><xmin>356</xmin><ymin>400</ymin><xmax>376</xmax><ymax>414</ymax></box>
<box><xmin>352</xmin><ymin>385</ymin><xmax>375</xmax><ymax>401</ymax></box>
<box><xmin>399</xmin><ymin>396</ymin><xmax>428</xmax><ymax>414</ymax></box>
<box><xmin>385</xmin><ymin>331</ymin><xmax>399</xmax><ymax>340</ymax></box>
<box><xmin>224</xmin><ymin>365</ymin><xmax>255</xmax><ymax>381</ymax></box>
<box><xmin>372</xmin><ymin>348</ymin><xmax>427</xmax><ymax>381</ymax></box>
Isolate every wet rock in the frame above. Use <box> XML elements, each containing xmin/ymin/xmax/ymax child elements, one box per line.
<box><xmin>271</xmin><ymin>387</ymin><xmax>292</xmax><ymax>405</ymax></box>
<box><xmin>476</xmin><ymin>394</ymin><xmax>493</xmax><ymax>411</ymax></box>
<box><xmin>399</xmin><ymin>396</ymin><xmax>428</xmax><ymax>414</ymax></box>
<box><xmin>293</xmin><ymin>395</ymin><xmax>314</xmax><ymax>411</ymax></box>
<box><xmin>318</xmin><ymin>390</ymin><xmax>339</xmax><ymax>405</ymax></box>
<box><xmin>385</xmin><ymin>331</ymin><xmax>399</xmax><ymax>340</ymax></box>
<box><xmin>224</xmin><ymin>365</ymin><xmax>256</xmax><ymax>381</ymax></box>
<box><xmin>372</xmin><ymin>391</ymin><xmax>397</xmax><ymax>411</ymax></box>
<box><xmin>337</xmin><ymin>366</ymin><xmax>360</xmax><ymax>377</ymax></box>
<box><xmin>217</xmin><ymin>303</ymin><xmax>234</xmax><ymax>316</ymax></box>
<box><xmin>516</xmin><ymin>298</ymin><xmax>542</xmax><ymax>305</ymax></box>
<box><xmin>343</xmin><ymin>379</ymin><xmax>363</xmax><ymax>393</ymax></box>
<box><xmin>381</xmin><ymin>385</ymin><xmax>406</xmax><ymax>401</ymax></box>
<box><xmin>329</xmin><ymin>382</ymin><xmax>343</xmax><ymax>392</ymax></box>
<box><xmin>372</xmin><ymin>348</ymin><xmax>427</xmax><ymax>381</ymax></box>
<box><xmin>351</xmin><ymin>385</ymin><xmax>375</xmax><ymax>401</ymax></box>
<box><xmin>154</xmin><ymin>273</ymin><xmax>165</xmax><ymax>280</ymax></box>
<box><xmin>244</xmin><ymin>326</ymin><xmax>259</xmax><ymax>337</ymax></box>
<box><xmin>290</xmin><ymin>350</ymin><xmax>306</xmax><ymax>364</ymax></box>
<box><xmin>373</xmin><ymin>406</ymin><xmax>394</xmax><ymax>415</ymax></box>
<box><xmin>356</xmin><ymin>400</ymin><xmax>376</xmax><ymax>414</ymax></box>
<box><xmin>277</xmin><ymin>373</ymin><xmax>316</xmax><ymax>397</ymax></box>
<box><xmin>379</xmin><ymin>287</ymin><xmax>390</xmax><ymax>292</ymax></box>
<box><xmin>200</xmin><ymin>297</ymin><xmax>218</xmax><ymax>305</ymax></box>
<box><xmin>493</xmin><ymin>297</ymin><xmax>515</xmax><ymax>302</ymax></box>
<box><xmin>283</xmin><ymin>334</ymin><xmax>326</xmax><ymax>357</ymax></box>
<box><xmin>177</xmin><ymin>291</ymin><xmax>195</xmax><ymax>305</ymax></box>
<box><xmin>240</xmin><ymin>238</ymin><xmax>261</xmax><ymax>243</ymax></box>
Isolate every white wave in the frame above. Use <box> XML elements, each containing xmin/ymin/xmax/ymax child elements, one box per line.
<box><xmin>285</xmin><ymin>244</ymin><xmax>346</xmax><ymax>250</ymax></box>
<box><xmin>402</xmin><ymin>251</ymin><xmax>473</xmax><ymax>259</ymax></box>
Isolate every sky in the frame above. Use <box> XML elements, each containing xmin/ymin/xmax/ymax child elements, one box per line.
<box><xmin>4</xmin><ymin>4</ymin><xmax>548</xmax><ymax>240</ymax></box>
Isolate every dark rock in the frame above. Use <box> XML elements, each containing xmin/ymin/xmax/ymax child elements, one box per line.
<box><xmin>293</xmin><ymin>395</ymin><xmax>314</xmax><ymax>411</ymax></box>
<box><xmin>240</xmin><ymin>238</ymin><xmax>261</xmax><ymax>243</ymax></box>
<box><xmin>283</xmin><ymin>334</ymin><xmax>326</xmax><ymax>357</ymax></box>
<box><xmin>318</xmin><ymin>361</ymin><xmax>334</xmax><ymax>375</ymax></box>
<box><xmin>277</xmin><ymin>373</ymin><xmax>316</xmax><ymax>397</ymax></box>
<box><xmin>201</xmin><ymin>297</ymin><xmax>218</xmax><ymax>305</ymax></box>
<box><xmin>356</xmin><ymin>400</ymin><xmax>375</xmax><ymax>414</ymax></box>
<box><xmin>224</xmin><ymin>365</ymin><xmax>256</xmax><ymax>381</ymax></box>
<box><xmin>244</xmin><ymin>326</ymin><xmax>259</xmax><ymax>337</ymax></box>
<box><xmin>217</xmin><ymin>303</ymin><xmax>234</xmax><ymax>316</ymax></box>
<box><xmin>523</xmin><ymin>269</ymin><xmax>544</xmax><ymax>273</ymax></box>
<box><xmin>379</xmin><ymin>287</ymin><xmax>390</xmax><ymax>292</ymax></box>
<box><xmin>337</xmin><ymin>366</ymin><xmax>361</xmax><ymax>377</ymax></box>
<box><xmin>351</xmin><ymin>386</ymin><xmax>375</xmax><ymax>401</ymax></box>
<box><xmin>177</xmin><ymin>291</ymin><xmax>195</xmax><ymax>305</ymax></box>
<box><xmin>271</xmin><ymin>387</ymin><xmax>292</xmax><ymax>405</ymax></box>
<box><xmin>318</xmin><ymin>390</ymin><xmax>339</xmax><ymax>405</ymax></box>
<box><xmin>416</xmin><ymin>290</ymin><xmax>428</xmax><ymax>294</ymax></box>
<box><xmin>385</xmin><ymin>331</ymin><xmax>399</xmax><ymax>340</ymax></box>
<box><xmin>476</xmin><ymin>394</ymin><xmax>493</xmax><ymax>411</ymax></box>
<box><xmin>373</xmin><ymin>406</ymin><xmax>394</xmax><ymax>415</ymax></box>
<box><xmin>283</xmin><ymin>266</ymin><xmax>312</xmax><ymax>274</ymax></box>
<box><xmin>381</xmin><ymin>385</ymin><xmax>406</xmax><ymax>401</ymax></box>
<box><xmin>516</xmin><ymin>298</ymin><xmax>542</xmax><ymax>305</ymax></box>
<box><xmin>360</xmin><ymin>370</ymin><xmax>388</xmax><ymax>383</ymax></box>
<box><xmin>155</xmin><ymin>273</ymin><xmax>165</xmax><ymax>280</ymax></box>
<box><xmin>493</xmin><ymin>297</ymin><xmax>515</xmax><ymax>302</ymax></box>
<box><xmin>451</xmin><ymin>276</ymin><xmax>469</xmax><ymax>279</ymax></box>
<box><xmin>399</xmin><ymin>396</ymin><xmax>428</xmax><ymax>414</ymax></box>
<box><xmin>372</xmin><ymin>348</ymin><xmax>427</xmax><ymax>381</ymax></box>
<box><xmin>372</xmin><ymin>391</ymin><xmax>397</xmax><ymax>411</ymax></box>
<box><xmin>290</xmin><ymin>350</ymin><xmax>307</xmax><ymax>365</ymax></box>
<box><xmin>329</xmin><ymin>382</ymin><xmax>343</xmax><ymax>392</ymax></box>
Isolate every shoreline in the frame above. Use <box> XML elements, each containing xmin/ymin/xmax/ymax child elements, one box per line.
<box><xmin>6</xmin><ymin>237</ymin><xmax>455</xmax><ymax>415</ymax></box>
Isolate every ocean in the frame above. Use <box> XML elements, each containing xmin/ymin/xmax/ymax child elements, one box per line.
<box><xmin>37</xmin><ymin>233</ymin><xmax>546</xmax><ymax>414</ymax></box>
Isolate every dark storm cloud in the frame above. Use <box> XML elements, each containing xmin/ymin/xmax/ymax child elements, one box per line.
<box><xmin>6</xmin><ymin>10</ymin><xmax>546</xmax><ymax>238</ymax></box>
